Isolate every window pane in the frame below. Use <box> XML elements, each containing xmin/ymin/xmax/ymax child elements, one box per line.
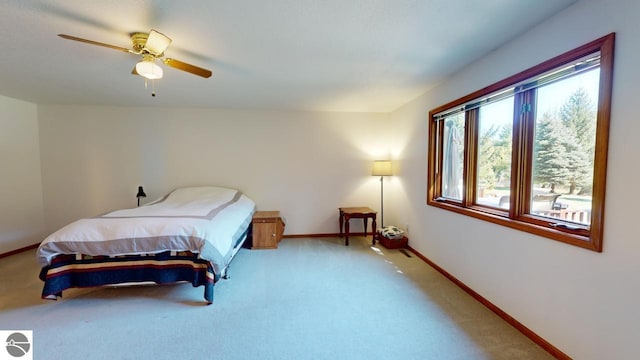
<box><xmin>442</xmin><ymin>113</ymin><xmax>465</xmax><ymax>200</ymax></box>
<box><xmin>476</xmin><ymin>97</ymin><xmax>514</xmax><ymax>209</ymax></box>
<box><xmin>531</xmin><ymin>69</ymin><xmax>599</xmax><ymax>225</ymax></box>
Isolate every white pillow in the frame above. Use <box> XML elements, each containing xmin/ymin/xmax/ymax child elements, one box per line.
<box><xmin>381</xmin><ymin>226</ymin><xmax>404</xmax><ymax>240</ymax></box>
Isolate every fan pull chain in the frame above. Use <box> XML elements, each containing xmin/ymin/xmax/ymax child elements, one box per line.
<box><xmin>142</xmin><ymin>78</ymin><xmax>157</xmax><ymax>97</ymax></box>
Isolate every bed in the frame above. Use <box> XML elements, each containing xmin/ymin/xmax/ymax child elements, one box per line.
<box><xmin>37</xmin><ymin>186</ymin><xmax>256</xmax><ymax>304</ymax></box>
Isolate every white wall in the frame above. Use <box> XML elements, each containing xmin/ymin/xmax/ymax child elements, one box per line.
<box><xmin>0</xmin><ymin>95</ymin><xmax>45</xmax><ymax>253</ymax></box>
<box><xmin>7</xmin><ymin>1</ymin><xmax>637</xmax><ymax>356</ymax></box>
<box><xmin>38</xmin><ymin>105</ymin><xmax>390</xmax><ymax>236</ymax></box>
<box><xmin>387</xmin><ymin>0</ymin><xmax>640</xmax><ymax>359</ymax></box>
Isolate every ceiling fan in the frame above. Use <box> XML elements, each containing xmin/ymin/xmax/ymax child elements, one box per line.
<box><xmin>58</xmin><ymin>29</ymin><xmax>213</xmax><ymax>80</ymax></box>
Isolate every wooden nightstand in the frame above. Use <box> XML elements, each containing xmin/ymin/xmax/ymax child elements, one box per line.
<box><xmin>251</xmin><ymin>211</ymin><xmax>285</xmax><ymax>249</ymax></box>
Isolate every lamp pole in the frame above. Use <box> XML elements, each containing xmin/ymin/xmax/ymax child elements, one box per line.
<box><xmin>372</xmin><ymin>160</ymin><xmax>392</xmax><ymax>229</ymax></box>
<box><xmin>379</xmin><ymin>175</ymin><xmax>385</xmax><ymax>227</ymax></box>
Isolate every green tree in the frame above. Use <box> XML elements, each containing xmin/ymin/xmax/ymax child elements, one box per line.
<box><xmin>493</xmin><ymin>125</ymin><xmax>512</xmax><ymax>186</ymax></box>
<box><xmin>534</xmin><ymin>113</ymin><xmax>574</xmax><ymax>193</ymax></box>
<box><xmin>478</xmin><ymin>123</ymin><xmax>511</xmax><ymax>191</ymax></box>
<box><xmin>559</xmin><ymin>88</ymin><xmax>596</xmax><ymax>194</ymax></box>
<box><xmin>478</xmin><ymin>124</ymin><xmax>499</xmax><ymax>189</ymax></box>
<box><xmin>533</xmin><ymin>88</ymin><xmax>596</xmax><ymax>194</ymax></box>
<box><xmin>559</xmin><ymin>87</ymin><xmax>596</xmax><ymax>155</ymax></box>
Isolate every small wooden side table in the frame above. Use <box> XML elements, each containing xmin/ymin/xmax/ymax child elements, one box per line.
<box><xmin>251</xmin><ymin>211</ymin><xmax>285</xmax><ymax>249</ymax></box>
<box><xmin>339</xmin><ymin>207</ymin><xmax>377</xmax><ymax>246</ymax></box>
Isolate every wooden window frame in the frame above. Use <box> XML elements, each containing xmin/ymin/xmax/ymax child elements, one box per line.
<box><xmin>427</xmin><ymin>33</ymin><xmax>615</xmax><ymax>252</ymax></box>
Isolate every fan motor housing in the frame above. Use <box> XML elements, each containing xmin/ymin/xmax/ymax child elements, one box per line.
<box><xmin>131</xmin><ymin>33</ymin><xmax>149</xmax><ymax>53</ymax></box>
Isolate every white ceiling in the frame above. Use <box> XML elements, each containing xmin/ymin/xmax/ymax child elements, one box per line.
<box><xmin>0</xmin><ymin>0</ymin><xmax>577</xmax><ymax>113</ymax></box>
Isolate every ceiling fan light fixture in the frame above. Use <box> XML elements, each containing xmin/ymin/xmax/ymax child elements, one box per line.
<box><xmin>58</xmin><ymin>30</ymin><xmax>212</xmax><ymax>79</ymax></box>
<box><xmin>136</xmin><ymin>59</ymin><xmax>163</xmax><ymax>80</ymax></box>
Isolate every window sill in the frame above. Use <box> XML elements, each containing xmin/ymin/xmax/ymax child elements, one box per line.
<box><xmin>427</xmin><ymin>200</ymin><xmax>601</xmax><ymax>252</ymax></box>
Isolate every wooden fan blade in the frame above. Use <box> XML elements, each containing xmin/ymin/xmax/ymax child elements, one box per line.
<box><xmin>163</xmin><ymin>58</ymin><xmax>212</xmax><ymax>78</ymax></box>
<box><xmin>58</xmin><ymin>34</ymin><xmax>135</xmax><ymax>54</ymax></box>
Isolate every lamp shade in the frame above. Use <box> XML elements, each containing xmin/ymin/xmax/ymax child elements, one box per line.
<box><xmin>136</xmin><ymin>59</ymin><xmax>163</xmax><ymax>80</ymax></box>
<box><xmin>136</xmin><ymin>186</ymin><xmax>147</xmax><ymax>198</ymax></box>
<box><xmin>372</xmin><ymin>160</ymin><xmax>393</xmax><ymax>176</ymax></box>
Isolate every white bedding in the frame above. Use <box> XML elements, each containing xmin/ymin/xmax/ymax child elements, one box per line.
<box><xmin>37</xmin><ymin>186</ymin><xmax>256</xmax><ymax>275</ymax></box>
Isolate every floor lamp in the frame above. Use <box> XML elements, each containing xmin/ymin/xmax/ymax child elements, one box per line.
<box><xmin>372</xmin><ymin>160</ymin><xmax>393</xmax><ymax>228</ymax></box>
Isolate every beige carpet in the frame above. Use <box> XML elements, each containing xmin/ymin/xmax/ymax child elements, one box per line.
<box><xmin>0</xmin><ymin>237</ymin><xmax>554</xmax><ymax>359</ymax></box>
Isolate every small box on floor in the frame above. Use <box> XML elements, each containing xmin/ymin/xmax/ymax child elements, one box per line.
<box><xmin>375</xmin><ymin>231</ymin><xmax>408</xmax><ymax>249</ymax></box>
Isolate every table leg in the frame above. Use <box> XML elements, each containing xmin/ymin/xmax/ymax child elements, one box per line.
<box><xmin>344</xmin><ymin>216</ymin><xmax>350</xmax><ymax>246</ymax></box>
<box><xmin>363</xmin><ymin>218</ymin><xmax>368</xmax><ymax>237</ymax></box>
<box><xmin>339</xmin><ymin>210</ymin><xmax>344</xmax><ymax>238</ymax></box>
<box><xmin>371</xmin><ymin>215</ymin><xmax>377</xmax><ymax>245</ymax></box>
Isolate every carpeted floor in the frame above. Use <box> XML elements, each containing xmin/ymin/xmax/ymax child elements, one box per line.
<box><xmin>0</xmin><ymin>237</ymin><xmax>554</xmax><ymax>359</ymax></box>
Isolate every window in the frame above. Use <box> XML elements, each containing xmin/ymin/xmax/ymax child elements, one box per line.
<box><xmin>427</xmin><ymin>34</ymin><xmax>614</xmax><ymax>251</ymax></box>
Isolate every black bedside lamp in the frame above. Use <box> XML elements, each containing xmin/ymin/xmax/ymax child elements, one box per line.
<box><xmin>136</xmin><ymin>186</ymin><xmax>146</xmax><ymax>207</ymax></box>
